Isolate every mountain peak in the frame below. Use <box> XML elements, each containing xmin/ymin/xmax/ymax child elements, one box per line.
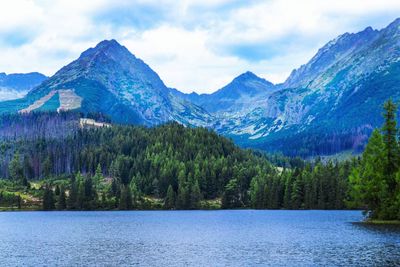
<box><xmin>12</xmin><ymin>39</ymin><xmax>211</xmax><ymax>126</ymax></box>
<box><xmin>283</xmin><ymin>22</ymin><xmax>382</xmax><ymax>88</ymax></box>
<box><xmin>211</xmin><ymin>71</ymin><xmax>274</xmax><ymax>99</ymax></box>
<box><xmin>235</xmin><ymin>71</ymin><xmax>258</xmax><ymax>80</ymax></box>
<box><xmin>94</xmin><ymin>39</ymin><xmax>122</xmax><ymax>50</ymax></box>
<box><xmin>232</xmin><ymin>71</ymin><xmax>274</xmax><ymax>87</ymax></box>
<box><xmin>387</xmin><ymin>17</ymin><xmax>400</xmax><ymax>28</ymax></box>
<box><xmin>362</xmin><ymin>26</ymin><xmax>374</xmax><ymax>33</ymax></box>
<box><xmin>79</xmin><ymin>39</ymin><xmax>131</xmax><ymax>61</ymax></box>
<box><xmin>0</xmin><ymin>72</ymin><xmax>47</xmax><ymax>92</ymax></box>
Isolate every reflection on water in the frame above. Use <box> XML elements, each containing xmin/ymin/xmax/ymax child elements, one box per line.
<box><xmin>353</xmin><ymin>222</ymin><xmax>400</xmax><ymax>234</ymax></box>
<box><xmin>0</xmin><ymin>210</ymin><xmax>399</xmax><ymax>266</ymax></box>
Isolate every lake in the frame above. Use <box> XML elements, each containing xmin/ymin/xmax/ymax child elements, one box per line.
<box><xmin>0</xmin><ymin>210</ymin><xmax>399</xmax><ymax>266</ymax></box>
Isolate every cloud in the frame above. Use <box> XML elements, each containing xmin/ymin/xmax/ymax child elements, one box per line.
<box><xmin>0</xmin><ymin>0</ymin><xmax>399</xmax><ymax>93</ymax></box>
<box><xmin>92</xmin><ymin>1</ymin><xmax>174</xmax><ymax>31</ymax></box>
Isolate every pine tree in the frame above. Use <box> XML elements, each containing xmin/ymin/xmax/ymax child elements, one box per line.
<box><xmin>126</xmin><ymin>187</ymin><xmax>133</xmax><ymax>210</ymax></box>
<box><xmin>152</xmin><ymin>178</ymin><xmax>159</xmax><ymax>197</ymax></box>
<box><xmin>76</xmin><ymin>173</ymin><xmax>85</xmax><ymax>209</ymax></box>
<box><xmin>221</xmin><ymin>179</ymin><xmax>241</xmax><ymax>208</ymax></box>
<box><xmin>55</xmin><ymin>185</ymin><xmax>60</xmax><ymax>196</ymax></box>
<box><xmin>43</xmin><ymin>185</ymin><xmax>55</xmax><ymax>211</ymax></box>
<box><xmin>23</xmin><ymin>156</ymin><xmax>34</xmax><ymax>180</ymax></box>
<box><xmin>17</xmin><ymin>195</ymin><xmax>21</xmax><ymax>209</ymax></box>
<box><xmin>9</xmin><ymin>153</ymin><xmax>24</xmax><ymax>184</ymax></box>
<box><xmin>176</xmin><ymin>183</ymin><xmax>188</xmax><ymax>209</ymax></box>
<box><xmin>283</xmin><ymin>171</ymin><xmax>294</xmax><ymax>209</ymax></box>
<box><xmin>84</xmin><ymin>176</ymin><xmax>94</xmax><ymax>209</ymax></box>
<box><xmin>349</xmin><ymin>129</ymin><xmax>387</xmax><ymax>218</ymax></box>
<box><xmin>57</xmin><ymin>185</ymin><xmax>67</xmax><ymax>210</ymax></box>
<box><xmin>164</xmin><ymin>185</ymin><xmax>175</xmax><ymax>209</ymax></box>
<box><xmin>176</xmin><ymin>171</ymin><xmax>188</xmax><ymax>209</ymax></box>
<box><xmin>382</xmin><ymin>99</ymin><xmax>399</xmax><ymax>178</ymax></box>
<box><xmin>67</xmin><ymin>177</ymin><xmax>78</xmax><ymax>210</ymax></box>
<box><xmin>93</xmin><ymin>164</ymin><xmax>104</xmax><ymax>189</ymax></box>
<box><xmin>190</xmin><ymin>179</ymin><xmax>202</xmax><ymax>209</ymax></box>
<box><xmin>349</xmin><ymin>99</ymin><xmax>400</xmax><ymax>219</ymax></box>
<box><xmin>42</xmin><ymin>156</ymin><xmax>53</xmax><ymax>179</ymax></box>
<box><xmin>119</xmin><ymin>185</ymin><xmax>128</xmax><ymax>210</ymax></box>
<box><xmin>250</xmin><ymin>177</ymin><xmax>265</xmax><ymax>209</ymax></box>
<box><xmin>130</xmin><ymin>180</ymin><xmax>139</xmax><ymax>208</ymax></box>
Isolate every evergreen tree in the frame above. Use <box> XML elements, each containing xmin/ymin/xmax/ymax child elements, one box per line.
<box><xmin>222</xmin><ymin>179</ymin><xmax>242</xmax><ymax>208</ymax></box>
<box><xmin>93</xmin><ymin>164</ymin><xmax>104</xmax><ymax>189</ymax></box>
<box><xmin>291</xmin><ymin>168</ymin><xmax>304</xmax><ymax>209</ymax></box>
<box><xmin>110</xmin><ymin>177</ymin><xmax>119</xmax><ymax>198</ymax></box>
<box><xmin>57</xmin><ymin>185</ymin><xmax>67</xmax><ymax>210</ymax></box>
<box><xmin>383</xmin><ymin>99</ymin><xmax>399</xmax><ymax>177</ymax></box>
<box><xmin>76</xmin><ymin>172</ymin><xmax>85</xmax><ymax>209</ymax></box>
<box><xmin>250</xmin><ymin>176</ymin><xmax>264</xmax><ymax>209</ymax></box>
<box><xmin>42</xmin><ymin>185</ymin><xmax>55</xmax><ymax>210</ymax></box>
<box><xmin>349</xmin><ymin>130</ymin><xmax>387</xmax><ymax>217</ymax></box>
<box><xmin>9</xmin><ymin>153</ymin><xmax>24</xmax><ymax>184</ymax></box>
<box><xmin>283</xmin><ymin>171</ymin><xmax>294</xmax><ymax>209</ymax></box>
<box><xmin>164</xmin><ymin>185</ymin><xmax>175</xmax><ymax>209</ymax></box>
<box><xmin>119</xmin><ymin>185</ymin><xmax>128</xmax><ymax>210</ymax></box>
<box><xmin>23</xmin><ymin>156</ymin><xmax>34</xmax><ymax>180</ymax></box>
<box><xmin>84</xmin><ymin>176</ymin><xmax>94</xmax><ymax>209</ymax></box>
<box><xmin>67</xmin><ymin>176</ymin><xmax>78</xmax><ymax>210</ymax></box>
<box><xmin>17</xmin><ymin>195</ymin><xmax>21</xmax><ymax>209</ymax></box>
<box><xmin>190</xmin><ymin>180</ymin><xmax>202</xmax><ymax>209</ymax></box>
<box><xmin>176</xmin><ymin>171</ymin><xmax>189</xmax><ymax>209</ymax></box>
<box><xmin>348</xmin><ymin>95</ymin><xmax>400</xmax><ymax>221</ymax></box>
<box><xmin>42</xmin><ymin>156</ymin><xmax>53</xmax><ymax>179</ymax></box>
<box><xmin>130</xmin><ymin>180</ymin><xmax>139</xmax><ymax>208</ymax></box>
<box><xmin>126</xmin><ymin>187</ymin><xmax>133</xmax><ymax>210</ymax></box>
<box><xmin>55</xmin><ymin>185</ymin><xmax>60</xmax><ymax>196</ymax></box>
<box><xmin>176</xmin><ymin>183</ymin><xmax>189</xmax><ymax>209</ymax></box>
<box><xmin>382</xmin><ymin>99</ymin><xmax>399</xmax><ymax>196</ymax></box>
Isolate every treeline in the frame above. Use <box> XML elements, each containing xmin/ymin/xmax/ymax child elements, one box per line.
<box><xmin>248</xmin><ymin>160</ymin><xmax>353</xmax><ymax>209</ymax></box>
<box><xmin>349</xmin><ymin>100</ymin><xmax>400</xmax><ymax>220</ymax></box>
<box><xmin>259</xmin><ymin>127</ymin><xmax>370</xmax><ymax>158</ymax></box>
<box><xmin>0</xmin><ymin>111</ymin><xmax>110</xmax><ymax>142</ymax></box>
<box><xmin>0</xmin><ymin>112</ymin><xmax>354</xmax><ymax>210</ymax></box>
<box><xmin>0</xmin><ymin>111</ymin><xmax>80</xmax><ymax>141</ymax></box>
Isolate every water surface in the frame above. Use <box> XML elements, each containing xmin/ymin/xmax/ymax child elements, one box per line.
<box><xmin>0</xmin><ymin>210</ymin><xmax>399</xmax><ymax>266</ymax></box>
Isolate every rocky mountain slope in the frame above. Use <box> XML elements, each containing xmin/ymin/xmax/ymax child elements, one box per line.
<box><xmin>1</xmin><ymin>18</ymin><xmax>400</xmax><ymax>156</ymax></box>
<box><xmin>172</xmin><ymin>71</ymin><xmax>276</xmax><ymax>113</ymax></box>
<box><xmin>210</xmin><ymin>18</ymin><xmax>400</xmax><ymax>156</ymax></box>
<box><xmin>0</xmin><ymin>40</ymin><xmax>211</xmax><ymax>126</ymax></box>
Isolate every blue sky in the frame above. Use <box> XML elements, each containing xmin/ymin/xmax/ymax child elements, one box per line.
<box><xmin>0</xmin><ymin>0</ymin><xmax>400</xmax><ymax>93</ymax></box>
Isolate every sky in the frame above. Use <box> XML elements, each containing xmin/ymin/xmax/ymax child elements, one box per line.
<box><xmin>0</xmin><ymin>0</ymin><xmax>400</xmax><ymax>93</ymax></box>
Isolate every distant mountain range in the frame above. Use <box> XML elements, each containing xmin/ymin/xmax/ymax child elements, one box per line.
<box><xmin>0</xmin><ymin>72</ymin><xmax>47</xmax><ymax>101</ymax></box>
<box><xmin>1</xmin><ymin>18</ymin><xmax>400</xmax><ymax>156</ymax></box>
<box><xmin>171</xmin><ymin>71</ymin><xmax>277</xmax><ymax>113</ymax></box>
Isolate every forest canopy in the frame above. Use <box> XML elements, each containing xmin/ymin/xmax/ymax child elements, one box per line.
<box><xmin>0</xmin><ymin>111</ymin><xmax>352</xmax><ymax>211</ymax></box>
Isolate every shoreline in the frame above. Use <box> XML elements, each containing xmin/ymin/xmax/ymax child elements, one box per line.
<box><xmin>0</xmin><ymin>208</ymin><xmax>364</xmax><ymax>212</ymax></box>
<box><xmin>361</xmin><ymin>219</ymin><xmax>400</xmax><ymax>225</ymax></box>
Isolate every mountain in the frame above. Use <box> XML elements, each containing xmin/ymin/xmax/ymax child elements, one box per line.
<box><xmin>0</xmin><ymin>40</ymin><xmax>211</xmax><ymax>126</ymax></box>
<box><xmin>216</xmin><ymin>18</ymin><xmax>400</xmax><ymax>156</ymax></box>
<box><xmin>1</xmin><ymin>18</ymin><xmax>400</xmax><ymax>157</ymax></box>
<box><xmin>172</xmin><ymin>71</ymin><xmax>276</xmax><ymax>113</ymax></box>
<box><xmin>0</xmin><ymin>72</ymin><xmax>47</xmax><ymax>101</ymax></box>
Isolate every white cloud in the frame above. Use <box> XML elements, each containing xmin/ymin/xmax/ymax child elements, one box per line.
<box><xmin>0</xmin><ymin>0</ymin><xmax>399</xmax><ymax>93</ymax></box>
